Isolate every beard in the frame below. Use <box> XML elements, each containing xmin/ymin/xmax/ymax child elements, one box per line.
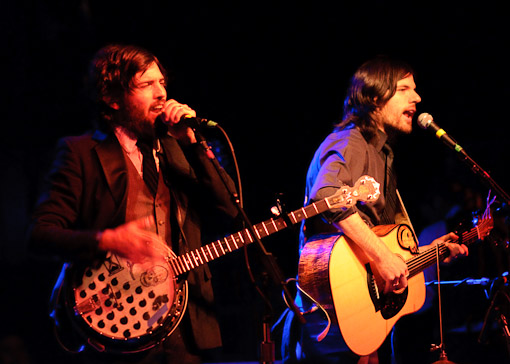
<box><xmin>115</xmin><ymin>103</ymin><xmax>156</xmax><ymax>141</ymax></box>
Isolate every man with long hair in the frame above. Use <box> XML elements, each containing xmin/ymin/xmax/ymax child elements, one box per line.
<box><xmin>281</xmin><ymin>56</ymin><xmax>468</xmax><ymax>364</ymax></box>
<box><xmin>29</xmin><ymin>44</ymin><xmax>238</xmax><ymax>364</ymax></box>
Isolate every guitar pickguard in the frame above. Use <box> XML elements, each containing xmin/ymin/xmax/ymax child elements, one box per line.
<box><xmin>365</xmin><ymin>224</ymin><xmax>416</xmax><ymax>319</ymax></box>
<box><xmin>366</xmin><ymin>263</ymin><xmax>409</xmax><ymax>319</ymax></box>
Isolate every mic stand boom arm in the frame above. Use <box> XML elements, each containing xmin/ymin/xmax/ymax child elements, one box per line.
<box><xmin>454</xmin><ymin>147</ymin><xmax>510</xmax><ymax>205</ymax></box>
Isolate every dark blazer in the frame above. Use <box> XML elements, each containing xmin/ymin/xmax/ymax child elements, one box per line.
<box><xmin>29</xmin><ymin>129</ymin><xmax>238</xmax><ymax>352</ymax></box>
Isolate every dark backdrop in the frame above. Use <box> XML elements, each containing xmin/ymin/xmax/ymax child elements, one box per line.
<box><xmin>1</xmin><ymin>1</ymin><xmax>509</xmax><ymax>363</ymax></box>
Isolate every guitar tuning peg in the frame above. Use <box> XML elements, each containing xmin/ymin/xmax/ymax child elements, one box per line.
<box><xmin>270</xmin><ymin>206</ymin><xmax>281</xmax><ymax>216</ymax></box>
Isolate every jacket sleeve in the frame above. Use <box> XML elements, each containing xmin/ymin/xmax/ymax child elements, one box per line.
<box><xmin>28</xmin><ymin>137</ymin><xmax>102</xmax><ymax>262</ymax></box>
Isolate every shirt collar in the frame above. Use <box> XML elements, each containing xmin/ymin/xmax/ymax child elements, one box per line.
<box><xmin>373</xmin><ymin>129</ymin><xmax>389</xmax><ymax>153</ymax></box>
<box><xmin>113</xmin><ymin>126</ymin><xmax>161</xmax><ymax>153</ymax></box>
<box><xmin>114</xmin><ymin>126</ymin><xmax>138</xmax><ymax>154</ymax></box>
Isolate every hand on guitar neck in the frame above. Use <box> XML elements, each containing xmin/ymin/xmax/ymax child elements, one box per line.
<box><xmin>98</xmin><ymin>216</ymin><xmax>169</xmax><ymax>265</ymax></box>
<box><xmin>420</xmin><ymin>231</ymin><xmax>469</xmax><ymax>264</ymax></box>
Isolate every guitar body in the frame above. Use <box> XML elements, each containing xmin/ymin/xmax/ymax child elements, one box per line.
<box><xmin>298</xmin><ymin>224</ymin><xmax>426</xmax><ymax>356</ymax></box>
<box><xmin>58</xmin><ymin>250</ymin><xmax>188</xmax><ymax>353</ymax></box>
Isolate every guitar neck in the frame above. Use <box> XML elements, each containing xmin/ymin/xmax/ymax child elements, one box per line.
<box><xmin>407</xmin><ymin>217</ymin><xmax>493</xmax><ymax>278</ymax></box>
<box><xmin>168</xmin><ymin>197</ymin><xmax>335</xmax><ymax>276</ymax></box>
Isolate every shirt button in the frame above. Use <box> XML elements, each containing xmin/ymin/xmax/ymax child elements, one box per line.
<box><xmin>158</xmin><ymin>220</ymin><xmax>165</xmax><ymax>226</ymax></box>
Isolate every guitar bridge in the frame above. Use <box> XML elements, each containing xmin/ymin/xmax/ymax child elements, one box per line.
<box><xmin>75</xmin><ymin>294</ymin><xmax>101</xmax><ymax>315</ymax></box>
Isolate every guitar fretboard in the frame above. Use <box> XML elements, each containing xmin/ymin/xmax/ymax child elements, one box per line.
<box><xmin>406</xmin><ymin>217</ymin><xmax>493</xmax><ymax>278</ymax></box>
<box><xmin>167</xmin><ymin>198</ymin><xmax>335</xmax><ymax>276</ymax></box>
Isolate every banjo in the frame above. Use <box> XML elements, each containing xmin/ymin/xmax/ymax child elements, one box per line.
<box><xmin>58</xmin><ymin>175</ymin><xmax>380</xmax><ymax>353</ymax></box>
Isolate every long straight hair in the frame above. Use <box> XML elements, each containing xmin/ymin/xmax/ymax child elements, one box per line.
<box><xmin>337</xmin><ymin>56</ymin><xmax>414</xmax><ymax>141</ymax></box>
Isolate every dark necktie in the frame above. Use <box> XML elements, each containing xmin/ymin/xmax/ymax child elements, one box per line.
<box><xmin>137</xmin><ymin>139</ymin><xmax>158</xmax><ymax>197</ymax></box>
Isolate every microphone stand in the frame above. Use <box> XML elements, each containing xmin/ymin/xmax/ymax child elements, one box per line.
<box><xmin>427</xmin><ymin>130</ymin><xmax>510</xmax><ymax>363</ymax></box>
<box><xmin>192</xmin><ymin>127</ymin><xmax>305</xmax><ymax>364</ymax></box>
<box><xmin>447</xmin><ymin>144</ymin><xmax>510</xmax><ymax>205</ymax></box>
<box><xmin>430</xmin><ymin>244</ymin><xmax>456</xmax><ymax>364</ymax></box>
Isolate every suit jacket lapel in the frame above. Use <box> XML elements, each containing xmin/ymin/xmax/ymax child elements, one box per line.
<box><xmin>159</xmin><ymin>135</ymin><xmax>193</xmax><ymax>228</ymax></box>
<box><xmin>93</xmin><ymin>130</ymin><xmax>128</xmax><ymax>208</ymax></box>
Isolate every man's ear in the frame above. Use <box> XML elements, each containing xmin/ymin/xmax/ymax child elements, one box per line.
<box><xmin>103</xmin><ymin>97</ymin><xmax>120</xmax><ymax>110</ymax></box>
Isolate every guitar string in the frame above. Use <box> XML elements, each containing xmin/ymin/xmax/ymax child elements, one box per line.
<box><xmin>407</xmin><ymin>227</ymin><xmax>481</xmax><ymax>274</ymax></box>
<box><xmin>407</xmin><ymin>221</ymin><xmax>489</xmax><ymax>274</ymax></box>
<box><xmin>405</xmin><ymin>197</ymin><xmax>494</xmax><ymax>277</ymax></box>
<box><xmin>170</xmin><ymin>197</ymin><xmax>332</xmax><ymax>275</ymax></box>
<box><xmin>406</xmin><ymin>219</ymin><xmax>492</xmax><ymax>276</ymax></box>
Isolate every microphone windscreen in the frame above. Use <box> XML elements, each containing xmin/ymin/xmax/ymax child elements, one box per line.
<box><xmin>417</xmin><ymin>113</ymin><xmax>433</xmax><ymax>129</ymax></box>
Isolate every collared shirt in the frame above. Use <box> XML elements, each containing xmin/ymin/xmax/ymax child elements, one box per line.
<box><xmin>113</xmin><ymin>127</ymin><xmax>161</xmax><ymax>176</ymax></box>
<box><xmin>302</xmin><ymin>124</ymin><xmax>394</xmax><ymax>243</ymax></box>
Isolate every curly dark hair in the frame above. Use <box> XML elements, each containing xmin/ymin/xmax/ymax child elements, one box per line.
<box><xmin>88</xmin><ymin>44</ymin><xmax>167</xmax><ymax>128</ymax></box>
<box><xmin>337</xmin><ymin>56</ymin><xmax>414</xmax><ymax>141</ymax></box>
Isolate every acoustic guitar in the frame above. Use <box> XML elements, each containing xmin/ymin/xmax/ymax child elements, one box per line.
<box><xmin>298</xmin><ymin>215</ymin><xmax>493</xmax><ymax>356</ymax></box>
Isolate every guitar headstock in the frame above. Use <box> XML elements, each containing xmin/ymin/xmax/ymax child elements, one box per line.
<box><xmin>326</xmin><ymin>175</ymin><xmax>380</xmax><ymax>210</ymax></box>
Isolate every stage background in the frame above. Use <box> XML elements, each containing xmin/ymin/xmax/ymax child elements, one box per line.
<box><xmin>1</xmin><ymin>1</ymin><xmax>509</xmax><ymax>363</ymax></box>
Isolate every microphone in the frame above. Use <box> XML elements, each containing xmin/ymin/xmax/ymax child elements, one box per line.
<box><xmin>158</xmin><ymin>114</ymin><xmax>218</xmax><ymax>129</ymax></box>
<box><xmin>181</xmin><ymin>115</ymin><xmax>218</xmax><ymax>130</ymax></box>
<box><xmin>417</xmin><ymin>113</ymin><xmax>466</xmax><ymax>156</ymax></box>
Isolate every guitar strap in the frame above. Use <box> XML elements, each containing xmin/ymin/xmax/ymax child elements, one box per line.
<box><xmin>380</xmin><ymin>142</ymin><xmax>417</xmax><ymax>236</ymax></box>
<box><xmin>395</xmin><ymin>189</ymin><xmax>417</xmax><ymax>238</ymax></box>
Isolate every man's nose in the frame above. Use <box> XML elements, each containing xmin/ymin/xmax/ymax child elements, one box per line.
<box><xmin>154</xmin><ymin>82</ymin><xmax>166</xmax><ymax>98</ymax></box>
<box><xmin>412</xmin><ymin>90</ymin><xmax>421</xmax><ymax>103</ymax></box>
